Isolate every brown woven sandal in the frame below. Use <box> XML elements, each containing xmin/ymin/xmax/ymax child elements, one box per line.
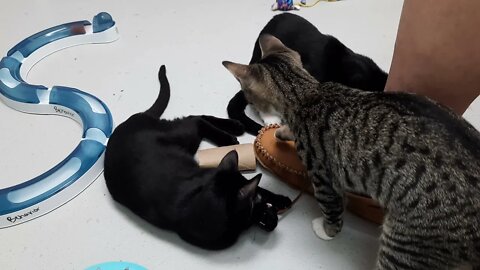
<box><xmin>254</xmin><ymin>124</ymin><xmax>384</xmax><ymax>225</ymax></box>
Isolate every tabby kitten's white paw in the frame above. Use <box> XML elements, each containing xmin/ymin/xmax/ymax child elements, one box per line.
<box><xmin>274</xmin><ymin>125</ymin><xmax>295</xmax><ymax>141</ymax></box>
<box><xmin>259</xmin><ymin>110</ymin><xmax>282</xmax><ymax>125</ymax></box>
<box><xmin>312</xmin><ymin>217</ymin><xmax>333</xmax><ymax>241</ymax></box>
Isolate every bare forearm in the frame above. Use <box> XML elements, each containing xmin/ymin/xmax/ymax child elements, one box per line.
<box><xmin>386</xmin><ymin>0</ymin><xmax>480</xmax><ymax>115</ymax></box>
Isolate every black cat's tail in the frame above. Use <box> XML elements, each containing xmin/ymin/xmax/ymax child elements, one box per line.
<box><xmin>145</xmin><ymin>65</ymin><xmax>170</xmax><ymax>118</ymax></box>
<box><xmin>227</xmin><ymin>91</ymin><xmax>262</xmax><ymax>136</ymax></box>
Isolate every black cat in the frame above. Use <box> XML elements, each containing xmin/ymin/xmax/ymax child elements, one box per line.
<box><xmin>227</xmin><ymin>13</ymin><xmax>388</xmax><ymax>135</ymax></box>
<box><xmin>104</xmin><ymin>65</ymin><xmax>291</xmax><ymax>250</ymax></box>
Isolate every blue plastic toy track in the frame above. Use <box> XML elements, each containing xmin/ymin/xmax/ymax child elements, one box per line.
<box><xmin>0</xmin><ymin>12</ymin><xmax>118</xmax><ymax>227</ymax></box>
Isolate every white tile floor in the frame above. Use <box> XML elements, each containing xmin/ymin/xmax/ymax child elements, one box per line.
<box><xmin>1</xmin><ymin>1</ymin><xmax>478</xmax><ymax>269</ymax></box>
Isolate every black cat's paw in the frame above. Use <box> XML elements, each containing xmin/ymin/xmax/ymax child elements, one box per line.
<box><xmin>217</xmin><ymin>135</ymin><xmax>240</xmax><ymax>146</ymax></box>
<box><xmin>223</xmin><ymin>119</ymin><xmax>245</xmax><ymax>136</ymax></box>
<box><xmin>230</xmin><ymin>137</ymin><xmax>240</xmax><ymax>145</ymax></box>
<box><xmin>200</xmin><ymin>115</ymin><xmax>245</xmax><ymax>136</ymax></box>
<box><xmin>255</xmin><ymin>205</ymin><xmax>278</xmax><ymax>232</ymax></box>
<box><xmin>270</xmin><ymin>194</ymin><xmax>292</xmax><ymax>212</ymax></box>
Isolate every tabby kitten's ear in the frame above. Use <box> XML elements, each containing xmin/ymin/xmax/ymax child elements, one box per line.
<box><xmin>222</xmin><ymin>61</ymin><xmax>248</xmax><ymax>81</ymax></box>
<box><xmin>218</xmin><ymin>150</ymin><xmax>239</xmax><ymax>171</ymax></box>
<box><xmin>238</xmin><ymin>173</ymin><xmax>261</xmax><ymax>200</ymax></box>
<box><xmin>223</xmin><ymin>61</ymin><xmax>254</xmax><ymax>89</ymax></box>
<box><xmin>259</xmin><ymin>34</ymin><xmax>287</xmax><ymax>58</ymax></box>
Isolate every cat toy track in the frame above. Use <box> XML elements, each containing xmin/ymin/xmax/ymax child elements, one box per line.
<box><xmin>0</xmin><ymin>12</ymin><xmax>119</xmax><ymax>227</ymax></box>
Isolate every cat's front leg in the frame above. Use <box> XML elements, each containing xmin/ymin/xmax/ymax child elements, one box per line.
<box><xmin>311</xmin><ymin>172</ymin><xmax>344</xmax><ymax>240</ymax></box>
<box><xmin>200</xmin><ymin>115</ymin><xmax>244</xmax><ymax>136</ymax></box>
<box><xmin>259</xmin><ymin>108</ymin><xmax>282</xmax><ymax>125</ymax></box>
<box><xmin>196</xmin><ymin>117</ymin><xmax>239</xmax><ymax>146</ymax></box>
<box><xmin>274</xmin><ymin>125</ymin><xmax>295</xmax><ymax>141</ymax></box>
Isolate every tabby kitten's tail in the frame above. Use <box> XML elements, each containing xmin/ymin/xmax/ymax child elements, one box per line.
<box><xmin>145</xmin><ymin>65</ymin><xmax>171</xmax><ymax>118</ymax></box>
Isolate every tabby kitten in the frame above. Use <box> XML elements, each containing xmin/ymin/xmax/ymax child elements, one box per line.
<box><xmin>104</xmin><ymin>65</ymin><xmax>291</xmax><ymax>250</ymax></box>
<box><xmin>227</xmin><ymin>13</ymin><xmax>388</xmax><ymax>135</ymax></box>
<box><xmin>223</xmin><ymin>35</ymin><xmax>480</xmax><ymax>269</ymax></box>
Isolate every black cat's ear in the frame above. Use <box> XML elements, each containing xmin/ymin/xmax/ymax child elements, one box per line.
<box><xmin>238</xmin><ymin>173</ymin><xmax>261</xmax><ymax>200</ymax></box>
<box><xmin>222</xmin><ymin>61</ymin><xmax>249</xmax><ymax>81</ymax></box>
<box><xmin>259</xmin><ymin>34</ymin><xmax>286</xmax><ymax>58</ymax></box>
<box><xmin>218</xmin><ymin>150</ymin><xmax>239</xmax><ymax>171</ymax></box>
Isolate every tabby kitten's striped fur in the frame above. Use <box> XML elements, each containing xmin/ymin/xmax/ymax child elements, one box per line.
<box><xmin>223</xmin><ymin>35</ymin><xmax>480</xmax><ymax>269</ymax></box>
